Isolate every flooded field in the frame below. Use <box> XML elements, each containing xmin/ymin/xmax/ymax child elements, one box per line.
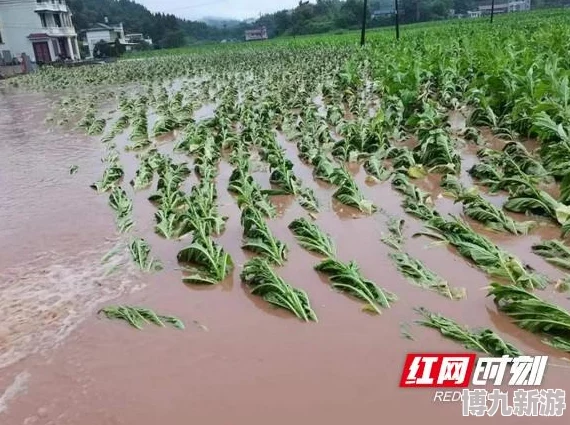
<box><xmin>3</xmin><ymin>13</ymin><xmax>570</xmax><ymax>423</ymax></box>
<box><xmin>1</xmin><ymin>84</ymin><xmax>570</xmax><ymax>425</ymax></box>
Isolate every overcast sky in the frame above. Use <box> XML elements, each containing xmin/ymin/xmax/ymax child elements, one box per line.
<box><xmin>136</xmin><ymin>0</ymin><xmax>304</xmax><ymax>20</ymax></box>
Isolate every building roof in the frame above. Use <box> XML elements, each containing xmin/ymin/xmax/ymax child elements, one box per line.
<box><xmin>83</xmin><ymin>23</ymin><xmax>123</xmax><ymax>32</ymax></box>
<box><xmin>99</xmin><ymin>40</ymin><xmax>138</xmax><ymax>46</ymax></box>
<box><xmin>479</xmin><ymin>4</ymin><xmax>509</xmax><ymax>9</ymax></box>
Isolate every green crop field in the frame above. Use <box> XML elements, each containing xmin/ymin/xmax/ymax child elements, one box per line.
<box><xmin>9</xmin><ymin>8</ymin><xmax>570</xmax><ymax>354</ymax></box>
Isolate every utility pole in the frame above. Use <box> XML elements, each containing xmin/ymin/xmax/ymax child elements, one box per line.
<box><xmin>360</xmin><ymin>0</ymin><xmax>368</xmax><ymax>46</ymax></box>
<box><xmin>395</xmin><ymin>0</ymin><xmax>400</xmax><ymax>40</ymax></box>
<box><xmin>490</xmin><ymin>0</ymin><xmax>495</xmax><ymax>23</ymax></box>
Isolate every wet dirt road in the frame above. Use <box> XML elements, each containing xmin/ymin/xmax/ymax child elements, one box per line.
<box><xmin>1</xmin><ymin>90</ymin><xmax>569</xmax><ymax>425</ymax></box>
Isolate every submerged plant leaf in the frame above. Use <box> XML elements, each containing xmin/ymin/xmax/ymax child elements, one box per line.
<box><xmin>129</xmin><ymin>238</ymin><xmax>163</xmax><ymax>272</ymax></box>
<box><xmin>241</xmin><ymin>207</ymin><xmax>288</xmax><ymax>265</ymax></box>
<box><xmin>288</xmin><ymin>218</ymin><xmax>336</xmax><ymax>258</ymax></box>
<box><xmin>441</xmin><ymin>175</ymin><xmax>535</xmax><ymax>235</ymax></box>
<box><xmin>419</xmin><ymin>215</ymin><xmax>548</xmax><ymax>290</ymax></box>
<box><xmin>315</xmin><ymin>258</ymin><xmax>396</xmax><ymax>314</ymax></box>
<box><xmin>363</xmin><ymin>156</ymin><xmax>391</xmax><ymax>181</ymax></box>
<box><xmin>78</xmin><ymin>109</ymin><xmax>95</xmax><ymax>130</ymax></box>
<box><xmin>544</xmin><ymin>337</ymin><xmax>570</xmax><ymax>352</ymax></box>
<box><xmin>131</xmin><ymin>162</ymin><xmax>154</xmax><ymax>191</ymax></box>
<box><xmin>298</xmin><ymin>187</ymin><xmax>319</xmax><ymax>212</ymax></box>
<box><xmin>407</xmin><ymin>165</ymin><xmax>427</xmax><ymax>179</ymax></box>
<box><xmin>499</xmin><ymin>176</ymin><xmax>570</xmax><ymax>235</ymax></box>
<box><xmin>312</xmin><ymin>155</ymin><xmax>339</xmax><ymax>184</ymax></box>
<box><xmin>381</xmin><ymin>217</ymin><xmax>405</xmax><ymax>250</ymax></box>
<box><xmin>413</xmin><ymin>129</ymin><xmax>461</xmax><ymax>174</ymax></box>
<box><xmin>99</xmin><ymin>305</ymin><xmax>184</xmax><ymax>330</ymax></box>
<box><xmin>488</xmin><ymin>283</ymin><xmax>570</xmax><ymax>352</ymax></box>
<box><xmin>154</xmin><ymin>208</ymin><xmax>193</xmax><ymax>240</ymax></box>
<box><xmin>87</xmin><ymin>118</ymin><xmax>106</xmax><ymax>136</ymax></box>
<box><xmin>416</xmin><ymin>307</ymin><xmax>522</xmax><ymax>356</ymax></box>
<box><xmin>555</xmin><ymin>277</ymin><xmax>570</xmax><ymax>293</ymax></box>
<box><xmin>532</xmin><ymin>240</ymin><xmax>570</xmax><ymax>270</ymax></box>
<box><xmin>109</xmin><ymin>187</ymin><xmax>134</xmax><ymax>233</ymax></box>
<box><xmin>126</xmin><ymin>138</ymin><xmax>152</xmax><ymax>151</ymax></box>
<box><xmin>268</xmin><ymin>161</ymin><xmax>299</xmax><ymax>195</ymax></box>
<box><xmin>101</xmin><ymin>242</ymin><xmax>124</xmax><ymax>264</ymax></box>
<box><xmin>390</xmin><ymin>251</ymin><xmax>465</xmax><ymax>300</ymax></box>
<box><xmin>392</xmin><ymin>173</ymin><xmax>438</xmax><ymax>221</ymax></box>
<box><xmin>333</xmin><ymin>177</ymin><xmax>376</xmax><ymax>214</ymax></box>
<box><xmin>153</xmin><ymin>113</ymin><xmax>178</xmax><ymax>137</ymax></box>
<box><xmin>229</xmin><ymin>168</ymin><xmax>276</xmax><ymax>218</ymax></box>
<box><xmin>241</xmin><ymin>258</ymin><xmax>317</xmax><ymax>322</ymax></box>
<box><xmin>91</xmin><ymin>166</ymin><xmax>124</xmax><ymax>193</ymax></box>
<box><xmin>400</xmin><ymin>322</ymin><xmax>415</xmax><ymax>341</ymax></box>
<box><xmin>178</xmin><ymin>225</ymin><xmax>233</xmax><ymax>285</ymax></box>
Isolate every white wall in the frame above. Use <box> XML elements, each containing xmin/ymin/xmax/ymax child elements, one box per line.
<box><xmin>0</xmin><ymin>1</ymin><xmax>42</xmax><ymax>60</ymax></box>
<box><xmin>0</xmin><ymin>0</ymin><xmax>78</xmax><ymax>63</ymax></box>
<box><xmin>85</xmin><ymin>29</ymin><xmax>113</xmax><ymax>57</ymax></box>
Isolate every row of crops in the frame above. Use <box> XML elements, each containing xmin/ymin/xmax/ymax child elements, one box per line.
<box><xmin>12</xmin><ymin>10</ymin><xmax>570</xmax><ymax>353</ymax></box>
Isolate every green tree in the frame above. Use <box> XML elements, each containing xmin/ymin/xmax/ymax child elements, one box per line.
<box><xmin>93</xmin><ymin>40</ymin><xmax>111</xmax><ymax>58</ymax></box>
<box><xmin>114</xmin><ymin>37</ymin><xmax>126</xmax><ymax>56</ymax></box>
<box><xmin>453</xmin><ymin>0</ymin><xmax>476</xmax><ymax>14</ymax></box>
<box><xmin>273</xmin><ymin>11</ymin><xmax>292</xmax><ymax>35</ymax></box>
<box><xmin>160</xmin><ymin>29</ymin><xmax>186</xmax><ymax>49</ymax></box>
<box><xmin>133</xmin><ymin>40</ymin><xmax>153</xmax><ymax>52</ymax></box>
<box><xmin>336</xmin><ymin>0</ymin><xmax>368</xmax><ymax>28</ymax></box>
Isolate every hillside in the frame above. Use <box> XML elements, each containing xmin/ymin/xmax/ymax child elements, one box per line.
<box><xmin>67</xmin><ymin>0</ymin><xmax>229</xmax><ymax>47</ymax></box>
<box><xmin>200</xmin><ymin>17</ymin><xmax>243</xmax><ymax>28</ymax></box>
<box><xmin>66</xmin><ymin>0</ymin><xmax>568</xmax><ymax>49</ymax></box>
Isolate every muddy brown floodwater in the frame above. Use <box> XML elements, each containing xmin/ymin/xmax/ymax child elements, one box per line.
<box><xmin>1</xmin><ymin>90</ymin><xmax>570</xmax><ymax>425</ymax></box>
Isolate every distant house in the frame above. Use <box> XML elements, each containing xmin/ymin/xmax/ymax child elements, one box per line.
<box><xmin>0</xmin><ymin>0</ymin><xmax>80</xmax><ymax>64</ymax></box>
<box><xmin>245</xmin><ymin>26</ymin><xmax>268</xmax><ymax>41</ymax></box>
<box><xmin>372</xmin><ymin>8</ymin><xmax>395</xmax><ymax>19</ymax></box>
<box><xmin>81</xmin><ymin>19</ymin><xmax>133</xmax><ymax>58</ymax></box>
<box><xmin>125</xmin><ymin>33</ymin><xmax>153</xmax><ymax>47</ymax></box>
<box><xmin>468</xmin><ymin>0</ymin><xmax>530</xmax><ymax>17</ymax></box>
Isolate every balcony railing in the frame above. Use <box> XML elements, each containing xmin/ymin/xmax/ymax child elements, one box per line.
<box><xmin>35</xmin><ymin>1</ymin><xmax>69</xmax><ymax>13</ymax></box>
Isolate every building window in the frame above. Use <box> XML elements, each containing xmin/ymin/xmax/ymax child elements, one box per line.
<box><xmin>54</xmin><ymin>14</ymin><xmax>62</xmax><ymax>28</ymax></box>
<box><xmin>40</xmin><ymin>13</ymin><xmax>47</xmax><ymax>28</ymax></box>
<box><xmin>0</xmin><ymin>30</ymin><xmax>3</xmax><ymax>44</ymax></box>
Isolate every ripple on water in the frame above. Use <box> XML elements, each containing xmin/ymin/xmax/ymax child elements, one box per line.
<box><xmin>0</xmin><ymin>91</ymin><xmax>143</xmax><ymax>371</ymax></box>
<box><xmin>0</xmin><ymin>245</ymin><xmax>140</xmax><ymax>370</ymax></box>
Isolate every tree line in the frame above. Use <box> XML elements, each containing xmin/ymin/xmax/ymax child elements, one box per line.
<box><xmin>255</xmin><ymin>0</ymin><xmax>567</xmax><ymax>37</ymax></box>
<box><xmin>67</xmin><ymin>0</ymin><xmax>568</xmax><ymax>49</ymax></box>
<box><xmin>67</xmin><ymin>0</ymin><xmax>227</xmax><ymax>48</ymax></box>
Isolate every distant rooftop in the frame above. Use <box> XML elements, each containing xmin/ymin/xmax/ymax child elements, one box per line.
<box><xmin>84</xmin><ymin>23</ymin><xmax>124</xmax><ymax>32</ymax></box>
